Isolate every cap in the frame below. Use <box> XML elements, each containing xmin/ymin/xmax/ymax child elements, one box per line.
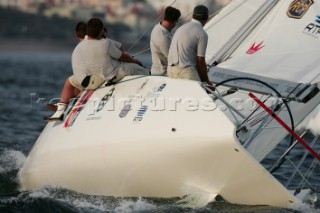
<box><xmin>193</xmin><ymin>5</ymin><xmax>209</xmax><ymax>20</ymax></box>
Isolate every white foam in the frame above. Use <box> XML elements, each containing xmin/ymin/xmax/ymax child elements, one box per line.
<box><xmin>0</xmin><ymin>149</ymin><xmax>26</xmax><ymax>173</ymax></box>
<box><xmin>114</xmin><ymin>197</ymin><xmax>156</xmax><ymax>213</ymax></box>
<box><xmin>28</xmin><ymin>188</ymin><xmax>51</xmax><ymax>198</ymax></box>
<box><xmin>307</xmin><ymin>106</ymin><xmax>320</xmax><ymax>134</ymax></box>
<box><xmin>178</xmin><ymin>183</ymin><xmax>217</xmax><ymax>208</ymax></box>
<box><xmin>69</xmin><ymin>197</ymin><xmax>107</xmax><ymax>212</ymax></box>
<box><xmin>291</xmin><ymin>203</ymin><xmax>320</xmax><ymax>213</ymax></box>
<box><xmin>294</xmin><ymin>105</ymin><xmax>320</xmax><ymax>136</ymax></box>
<box><xmin>26</xmin><ymin>187</ymin><xmax>156</xmax><ymax>212</ymax></box>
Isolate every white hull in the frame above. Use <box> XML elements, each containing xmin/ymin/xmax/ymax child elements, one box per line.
<box><xmin>20</xmin><ymin>76</ymin><xmax>300</xmax><ymax>207</ymax></box>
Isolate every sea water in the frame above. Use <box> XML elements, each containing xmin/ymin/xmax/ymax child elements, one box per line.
<box><xmin>0</xmin><ymin>51</ymin><xmax>319</xmax><ymax>213</ymax></box>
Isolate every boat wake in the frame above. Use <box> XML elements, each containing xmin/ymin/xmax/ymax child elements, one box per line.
<box><xmin>0</xmin><ymin>186</ymin><xmax>203</xmax><ymax>212</ymax></box>
<box><xmin>1</xmin><ymin>185</ymin><xmax>320</xmax><ymax>213</ymax></box>
<box><xmin>292</xmin><ymin>203</ymin><xmax>320</xmax><ymax>213</ymax></box>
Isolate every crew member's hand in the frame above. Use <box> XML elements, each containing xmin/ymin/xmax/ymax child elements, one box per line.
<box><xmin>135</xmin><ymin>59</ymin><xmax>145</xmax><ymax>68</ymax></box>
<box><xmin>205</xmin><ymin>81</ymin><xmax>215</xmax><ymax>92</ymax></box>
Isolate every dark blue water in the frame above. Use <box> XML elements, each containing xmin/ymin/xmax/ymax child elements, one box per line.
<box><xmin>0</xmin><ymin>51</ymin><xmax>319</xmax><ymax>213</ymax></box>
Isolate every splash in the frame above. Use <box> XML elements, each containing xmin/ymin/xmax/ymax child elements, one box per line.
<box><xmin>27</xmin><ymin>187</ymin><xmax>110</xmax><ymax>211</ymax></box>
<box><xmin>114</xmin><ymin>197</ymin><xmax>156</xmax><ymax>213</ymax></box>
<box><xmin>307</xmin><ymin>106</ymin><xmax>320</xmax><ymax>134</ymax></box>
<box><xmin>296</xmin><ymin>105</ymin><xmax>320</xmax><ymax>134</ymax></box>
<box><xmin>0</xmin><ymin>149</ymin><xmax>26</xmax><ymax>174</ymax></box>
<box><xmin>177</xmin><ymin>183</ymin><xmax>217</xmax><ymax>208</ymax></box>
<box><xmin>22</xmin><ymin>187</ymin><xmax>156</xmax><ymax>212</ymax></box>
<box><xmin>291</xmin><ymin>202</ymin><xmax>320</xmax><ymax>213</ymax></box>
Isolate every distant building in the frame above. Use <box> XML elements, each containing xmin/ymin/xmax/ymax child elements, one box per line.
<box><xmin>147</xmin><ymin>0</ymin><xmax>231</xmax><ymax>22</ymax></box>
<box><xmin>0</xmin><ymin>0</ymin><xmax>231</xmax><ymax>29</ymax></box>
<box><xmin>71</xmin><ymin>6</ymin><xmax>105</xmax><ymax>21</ymax></box>
<box><xmin>105</xmin><ymin>0</ymin><xmax>159</xmax><ymax>31</ymax></box>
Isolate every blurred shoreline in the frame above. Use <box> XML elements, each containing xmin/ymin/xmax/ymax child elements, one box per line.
<box><xmin>0</xmin><ymin>38</ymin><xmax>149</xmax><ymax>56</ymax></box>
<box><xmin>0</xmin><ymin>38</ymin><xmax>152</xmax><ymax>68</ymax></box>
<box><xmin>0</xmin><ymin>38</ymin><xmax>75</xmax><ymax>53</ymax></box>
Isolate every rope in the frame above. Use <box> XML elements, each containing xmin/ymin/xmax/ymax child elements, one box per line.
<box><xmin>213</xmin><ymin>77</ymin><xmax>295</xmax><ymax>147</ymax></box>
<box><xmin>132</xmin><ymin>48</ymin><xmax>150</xmax><ymax>58</ymax></box>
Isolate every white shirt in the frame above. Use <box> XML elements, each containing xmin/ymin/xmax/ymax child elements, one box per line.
<box><xmin>168</xmin><ymin>19</ymin><xmax>208</xmax><ymax>68</ymax></box>
<box><xmin>150</xmin><ymin>22</ymin><xmax>172</xmax><ymax>75</ymax></box>
<box><xmin>72</xmin><ymin>38</ymin><xmax>122</xmax><ymax>84</ymax></box>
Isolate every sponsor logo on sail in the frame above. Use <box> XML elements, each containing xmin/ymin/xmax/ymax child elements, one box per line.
<box><xmin>246</xmin><ymin>41</ymin><xmax>265</xmax><ymax>54</ymax></box>
<box><xmin>287</xmin><ymin>0</ymin><xmax>314</xmax><ymax>19</ymax></box>
<box><xmin>303</xmin><ymin>15</ymin><xmax>320</xmax><ymax>38</ymax></box>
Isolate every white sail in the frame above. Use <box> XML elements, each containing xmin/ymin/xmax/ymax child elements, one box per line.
<box><xmin>205</xmin><ymin>0</ymin><xmax>276</xmax><ymax>66</ymax></box>
<box><xmin>214</xmin><ymin>0</ymin><xmax>320</xmax><ymax>84</ymax></box>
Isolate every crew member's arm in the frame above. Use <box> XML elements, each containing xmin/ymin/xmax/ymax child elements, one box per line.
<box><xmin>110</xmin><ymin>39</ymin><xmax>125</xmax><ymax>52</ymax></box>
<box><xmin>159</xmin><ymin>34</ymin><xmax>171</xmax><ymax>59</ymax></box>
<box><xmin>196</xmin><ymin>32</ymin><xmax>211</xmax><ymax>84</ymax></box>
<box><xmin>119</xmin><ymin>45</ymin><xmax>125</xmax><ymax>52</ymax></box>
<box><xmin>197</xmin><ymin>56</ymin><xmax>210</xmax><ymax>84</ymax></box>
<box><xmin>109</xmin><ymin>40</ymin><xmax>143</xmax><ymax>66</ymax></box>
<box><xmin>118</xmin><ymin>52</ymin><xmax>143</xmax><ymax>67</ymax></box>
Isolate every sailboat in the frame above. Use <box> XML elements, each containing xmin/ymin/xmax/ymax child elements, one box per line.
<box><xmin>19</xmin><ymin>0</ymin><xmax>320</xmax><ymax>208</ymax></box>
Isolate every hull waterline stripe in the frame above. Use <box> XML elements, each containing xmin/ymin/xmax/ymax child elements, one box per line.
<box><xmin>249</xmin><ymin>92</ymin><xmax>320</xmax><ymax>161</ymax></box>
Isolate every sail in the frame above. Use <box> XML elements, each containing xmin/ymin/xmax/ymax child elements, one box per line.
<box><xmin>210</xmin><ymin>0</ymin><xmax>320</xmax><ymax>84</ymax></box>
<box><xmin>206</xmin><ymin>0</ymin><xmax>320</xmax><ymax>161</ymax></box>
<box><xmin>205</xmin><ymin>0</ymin><xmax>276</xmax><ymax>66</ymax></box>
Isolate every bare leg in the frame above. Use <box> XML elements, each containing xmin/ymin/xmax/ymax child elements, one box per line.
<box><xmin>60</xmin><ymin>79</ymin><xmax>75</xmax><ymax>103</ymax></box>
<box><xmin>46</xmin><ymin>79</ymin><xmax>74</xmax><ymax>121</ymax></box>
<box><xmin>73</xmin><ymin>87</ymin><xmax>81</xmax><ymax>98</ymax></box>
<box><xmin>46</xmin><ymin>78</ymin><xmax>83</xmax><ymax>121</ymax></box>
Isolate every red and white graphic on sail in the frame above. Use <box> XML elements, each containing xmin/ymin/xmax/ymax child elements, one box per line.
<box><xmin>246</xmin><ymin>41</ymin><xmax>265</xmax><ymax>54</ymax></box>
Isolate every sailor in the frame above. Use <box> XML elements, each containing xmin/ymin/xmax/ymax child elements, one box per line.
<box><xmin>46</xmin><ymin>21</ymin><xmax>89</xmax><ymax>121</ymax></box>
<box><xmin>47</xmin><ymin>18</ymin><xmax>149</xmax><ymax>121</ymax></box>
<box><xmin>150</xmin><ymin>6</ymin><xmax>181</xmax><ymax>75</ymax></box>
<box><xmin>167</xmin><ymin>5</ymin><xmax>211</xmax><ymax>84</ymax></box>
<box><xmin>72</xmin><ymin>18</ymin><xmax>149</xmax><ymax>86</ymax></box>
